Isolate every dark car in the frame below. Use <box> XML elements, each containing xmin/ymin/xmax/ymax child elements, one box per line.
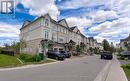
<box><xmin>100</xmin><ymin>51</ymin><xmax>113</xmax><ymax>60</ymax></box>
<box><xmin>59</xmin><ymin>51</ymin><xmax>71</xmax><ymax>58</ymax></box>
<box><xmin>120</xmin><ymin>51</ymin><xmax>130</xmax><ymax>59</ymax></box>
<box><xmin>47</xmin><ymin>50</ymin><xmax>65</xmax><ymax>61</ymax></box>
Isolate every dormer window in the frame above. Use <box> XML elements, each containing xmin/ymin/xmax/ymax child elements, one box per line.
<box><xmin>45</xmin><ymin>19</ymin><xmax>49</xmax><ymax>26</ymax></box>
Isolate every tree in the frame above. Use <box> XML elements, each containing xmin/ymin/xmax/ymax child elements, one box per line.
<box><xmin>116</xmin><ymin>47</ymin><xmax>124</xmax><ymax>54</ymax></box>
<box><xmin>4</xmin><ymin>43</ymin><xmax>11</xmax><ymax>49</ymax></box>
<box><xmin>76</xmin><ymin>45</ymin><xmax>81</xmax><ymax>55</ymax></box>
<box><xmin>102</xmin><ymin>39</ymin><xmax>111</xmax><ymax>51</ymax></box>
<box><xmin>20</xmin><ymin>39</ymin><xmax>27</xmax><ymax>50</ymax></box>
<box><xmin>11</xmin><ymin>42</ymin><xmax>20</xmax><ymax>54</ymax></box>
<box><xmin>110</xmin><ymin>42</ymin><xmax>115</xmax><ymax>53</ymax></box>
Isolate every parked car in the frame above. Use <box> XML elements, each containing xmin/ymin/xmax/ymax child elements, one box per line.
<box><xmin>120</xmin><ymin>51</ymin><xmax>130</xmax><ymax>59</ymax></box>
<box><xmin>47</xmin><ymin>50</ymin><xmax>65</xmax><ymax>61</ymax></box>
<box><xmin>100</xmin><ymin>51</ymin><xmax>113</xmax><ymax>60</ymax></box>
<box><xmin>59</xmin><ymin>51</ymin><xmax>71</xmax><ymax>58</ymax></box>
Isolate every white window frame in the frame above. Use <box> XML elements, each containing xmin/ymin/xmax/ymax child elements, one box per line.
<box><xmin>45</xmin><ymin>19</ymin><xmax>49</xmax><ymax>26</ymax></box>
<box><xmin>45</xmin><ymin>31</ymin><xmax>49</xmax><ymax>39</ymax></box>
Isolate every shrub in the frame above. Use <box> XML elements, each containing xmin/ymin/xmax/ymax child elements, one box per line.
<box><xmin>118</xmin><ymin>56</ymin><xmax>125</xmax><ymax>60</ymax></box>
<box><xmin>122</xmin><ymin>64</ymin><xmax>130</xmax><ymax>70</ymax></box>
<box><xmin>126</xmin><ymin>65</ymin><xmax>130</xmax><ymax>69</ymax></box>
<box><xmin>19</xmin><ymin>54</ymin><xmax>37</xmax><ymax>62</ymax></box>
<box><xmin>36</xmin><ymin>55</ymin><xmax>41</xmax><ymax>62</ymax></box>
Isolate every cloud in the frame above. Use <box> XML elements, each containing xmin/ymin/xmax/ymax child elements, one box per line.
<box><xmin>58</xmin><ymin>0</ymin><xmax>130</xmax><ymax>18</ymax></box>
<box><xmin>90</xmin><ymin>10</ymin><xmax>118</xmax><ymax>23</ymax></box>
<box><xmin>112</xmin><ymin>0</ymin><xmax>130</xmax><ymax>17</ymax></box>
<box><xmin>90</xmin><ymin>21</ymin><xmax>111</xmax><ymax>32</ymax></box>
<box><xmin>14</xmin><ymin>0</ymin><xmax>130</xmax><ymax>44</ymax></box>
<box><xmin>58</xmin><ymin>0</ymin><xmax>112</xmax><ymax>10</ymax></box>
<box><xmin>21</xmin><ymin>0</ymin><xmax>60</xmax><ymax>20</ymax></box>
<box><xmin>66</xmin><ymin>17</ymin><xmax>92</xmax><ymax>33</ymax></box>
<box><xmin>0</xmin><ymin>22</ymin><xmax>20</xmax><ymax>46</ymax></box>
<box><xmin>90</xmin><ymin>17</ymin><xmax>130</xmax><ymax>43</ymax></box>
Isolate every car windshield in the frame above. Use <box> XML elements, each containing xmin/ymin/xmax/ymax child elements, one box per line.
<box><xmin>101</xmin><ymin>52</ymin><xmax>111</xmax><ymax>55</ymax></box>
<box><xmin>54</xmin><ymin>51</ymin><xmax>61</xmax><ymax>54</ymax></box>
<box><xmin>122</xmin><ymin>51</ymin><xmax>130</xmax><ymax>55</ymax></box>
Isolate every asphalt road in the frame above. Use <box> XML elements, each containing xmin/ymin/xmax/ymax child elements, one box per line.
<box><xmin>0</xmin><ymin>55</ymin><xmax>109</xmax><ymax>81</ymax></box>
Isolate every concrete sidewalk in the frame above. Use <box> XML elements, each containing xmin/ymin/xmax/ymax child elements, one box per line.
<box><xmin>94</xmin><ymin>55</ymin><xmax>128</xmax><ymax>81</ymax></box>
<box><xmin>105</xmin><ymin>56</ymin><xmax>128</xmax><ymax>81</ymax></box>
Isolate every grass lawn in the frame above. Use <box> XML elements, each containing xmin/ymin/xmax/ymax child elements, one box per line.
<box><xmin>122</xmin><ymin>65</ymin><xmax>130</xmax><ymax>81</ymax></box>
<box><xmin>0</xmin><ymin>54</ymin><xmax>55</xmax><ymax>68</ymax></box>
<box><xmin>24</xmin><ymin>58</ymin><xmax>56</xmax><ymax>65</ymax></box>
<box><xmin>0</xmin><ymin>54</ymin><xmax>22</xmax><ymax>68</ymax></box>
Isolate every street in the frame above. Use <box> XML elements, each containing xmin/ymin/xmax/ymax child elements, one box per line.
<box><xmin>0</xmin><ymin>56</ymin><xmax>110</xmax><ymax>81</ymax></box>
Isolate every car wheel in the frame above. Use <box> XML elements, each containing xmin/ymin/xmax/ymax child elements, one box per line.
<box><xmin>63</xmin><ymin>57</ymin><xmax>65</xmax><ymax>60</ymax></box>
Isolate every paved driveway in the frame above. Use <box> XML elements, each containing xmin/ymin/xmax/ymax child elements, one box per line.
<box><xmin>0</xmin><ymin>55</ymin><xmax>109</xmax><ymax>81</ymax></box>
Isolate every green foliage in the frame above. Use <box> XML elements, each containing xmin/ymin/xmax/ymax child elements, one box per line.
<box><xmin>102</xmin><ymin>39</ymin><xmax>111</xmax><ymax>51</ymax></box>
<box><xmin>119</xmin><ymin>56</ymin><xmax>125</xmax><ymax>60</ymax></box>
<box><xmin>117</xmin><ymin>47</ymin><xmax>124</xmax><ymax>54</ymax></box>
<box><xmin>94</xmin><ymin>47</ymin><xmax>100</xmax><ymax>54</ymax></box>
<box><xmin>19</xmin><ymin>54</ymin><xmax>37</xmax><ymax>62</ymax></box>
<box><xmin>102</xmin><ymin>39</ymin><xmax>116</xmax><ymax>53</ymax></box>
<box><xmin>0</xmin><ymin>54</ymin><xmax>21</xmax><ymax>67</ymax></box>
<box><xmin>36</xmin><ymin>55</ymin><xmax>41</xmax><ymax>62</ymax></box>
<box><xmin>20</xmin><ymin>39</ymin><xmax>27</xmax><ymax>49</ymax></box>
<box><xmin>2</xmin><ymin>42</ymin><xmax>20</xmax><ymax>54</ymax></box>
<box><xmin>0</xmin><ymin>47</ymin><xmax>3</xmax><ymax>53</ymax></box>
<box><xmin>122</xmin><ymin>64</ymin><xmax>130</xmax><ymax>78</ymax></box>
<box><xmin>76</xmin><ymin>45</ymin><xmax>81</xmax><ymax>52</ymax></box>
<box><xmin>11</xmin><ymin>42</ymin><xmax>20</xmax><ymax>54</ymax></box>
<box><xmin>89</xmin><ymin>47</ymin><xmax>93</xmax><ymax>52</ymax></box>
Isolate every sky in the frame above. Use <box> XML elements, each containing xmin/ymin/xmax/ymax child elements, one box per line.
<box><xmin>0</xmin><ymin>0</ymin><xmax>130</xmax><ymax>46</ymax></box>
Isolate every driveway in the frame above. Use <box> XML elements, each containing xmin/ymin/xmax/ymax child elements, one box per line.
<box><xmin>0</xmin><ymin>55</ymin><xmax>109</xmax><ymax>81</ymax></box>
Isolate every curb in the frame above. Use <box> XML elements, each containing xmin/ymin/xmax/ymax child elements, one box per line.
<box><xmin>105</xmin><ymin>57</ymin><xmax>128</xmax><ymax>81</ymax></box>
<box><xmin>0</xmin><ymin>56</ymin><xmax>87</xmax><ymax>71</ymax></box>
<box><xmin>0</xmin><ymin>61</ymin><xmax>59</xmax><ymax>71</ymax></box>
<box><xmin>94</xmin><ymin>60</ymin><xmax>112</xmax><ymax>81</ymax></box>
<box><xmin>0</xmin><ymin>56</ymin><xmax>85</xmax><ymax>71</ymax></box>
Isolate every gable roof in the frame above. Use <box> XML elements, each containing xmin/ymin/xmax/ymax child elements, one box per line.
<box><xmin>20</xmin><ymin>13</ymin><xmax>70</xmax><ymax>30</ymax></box>
<box><xmin>20</xmin><ymin>16</ymin><xmax>43</xmax><ymax>30</ymax></box>
<box><xmin>120</xmin><ymin>34</ymin><xmax>130</xmax><ymax>42</ymax></box>
<box><xmin>69</xmin><ymin>26</ymin><xmax>81</xmax><ymax>34</ymax></box>
<box><xmin>70</xmin><ymin>26</ymin><xmax>76</xmax><ymax>31</ymax></box>
<box><xmin>22</xmin><ymin>20</ymin><xmax>31</xmax><ymax>27</ymax></box>
<box><xmin>58</xmin><ymin>19</ymin><xmax>69</xmax><ymax>28</ymax></box>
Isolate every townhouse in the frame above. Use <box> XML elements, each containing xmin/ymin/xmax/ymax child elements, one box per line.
<box><xmin>20</xmin><ymin>13</ymin><xmax>98</xmax><ymax>55</ymax></box>
<box><xmin>120</xmin><ymin>34</ymin><xmax>130</xmax><ymax>51</ymax></box>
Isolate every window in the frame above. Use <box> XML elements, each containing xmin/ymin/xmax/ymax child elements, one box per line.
<box><xmin>52</xmin><ymin>33</ymin><xmax>57</xmax><ymax>41</ymax></box>
<box><xmin>63</xmin><ymin>29</ymin><xmax>65</xmax><ymax>33</ymax></box>
<box><xmin>59</xmin><ymin>48</ymin><xmax>63</xmax><ymax>51</ymax></box>
<box><xmin>45</xmin><ymin>31</ymin><xmax>49</xmax><ymax>39</ymax></box>
<box><xmin>61</xmin><ymin>28</ymin><xmax>63</xmax><ymax>32</ymax></box>
<box><xmin>45</xmin><ymin>19</ymin><xmax>49</xmax><ymax>26</ymax></box>
<box><xmin>57</xmin><ymin>27</ymin><xmax>59</xmax><ymax>31</ymax></box>
<box><xmin>60</xmin><ymin>27</ymin><xmax>61</xmax><ymax>32</ymax></box>
<box><xmin>54</xmin><ymin>48</ymin><xmax>58</xmax><ymax>51</ymax></box>
<box><xmin>59</xmin><ymin>38</ymin><xmax>63</xmax><ymax>42</ymax></box>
